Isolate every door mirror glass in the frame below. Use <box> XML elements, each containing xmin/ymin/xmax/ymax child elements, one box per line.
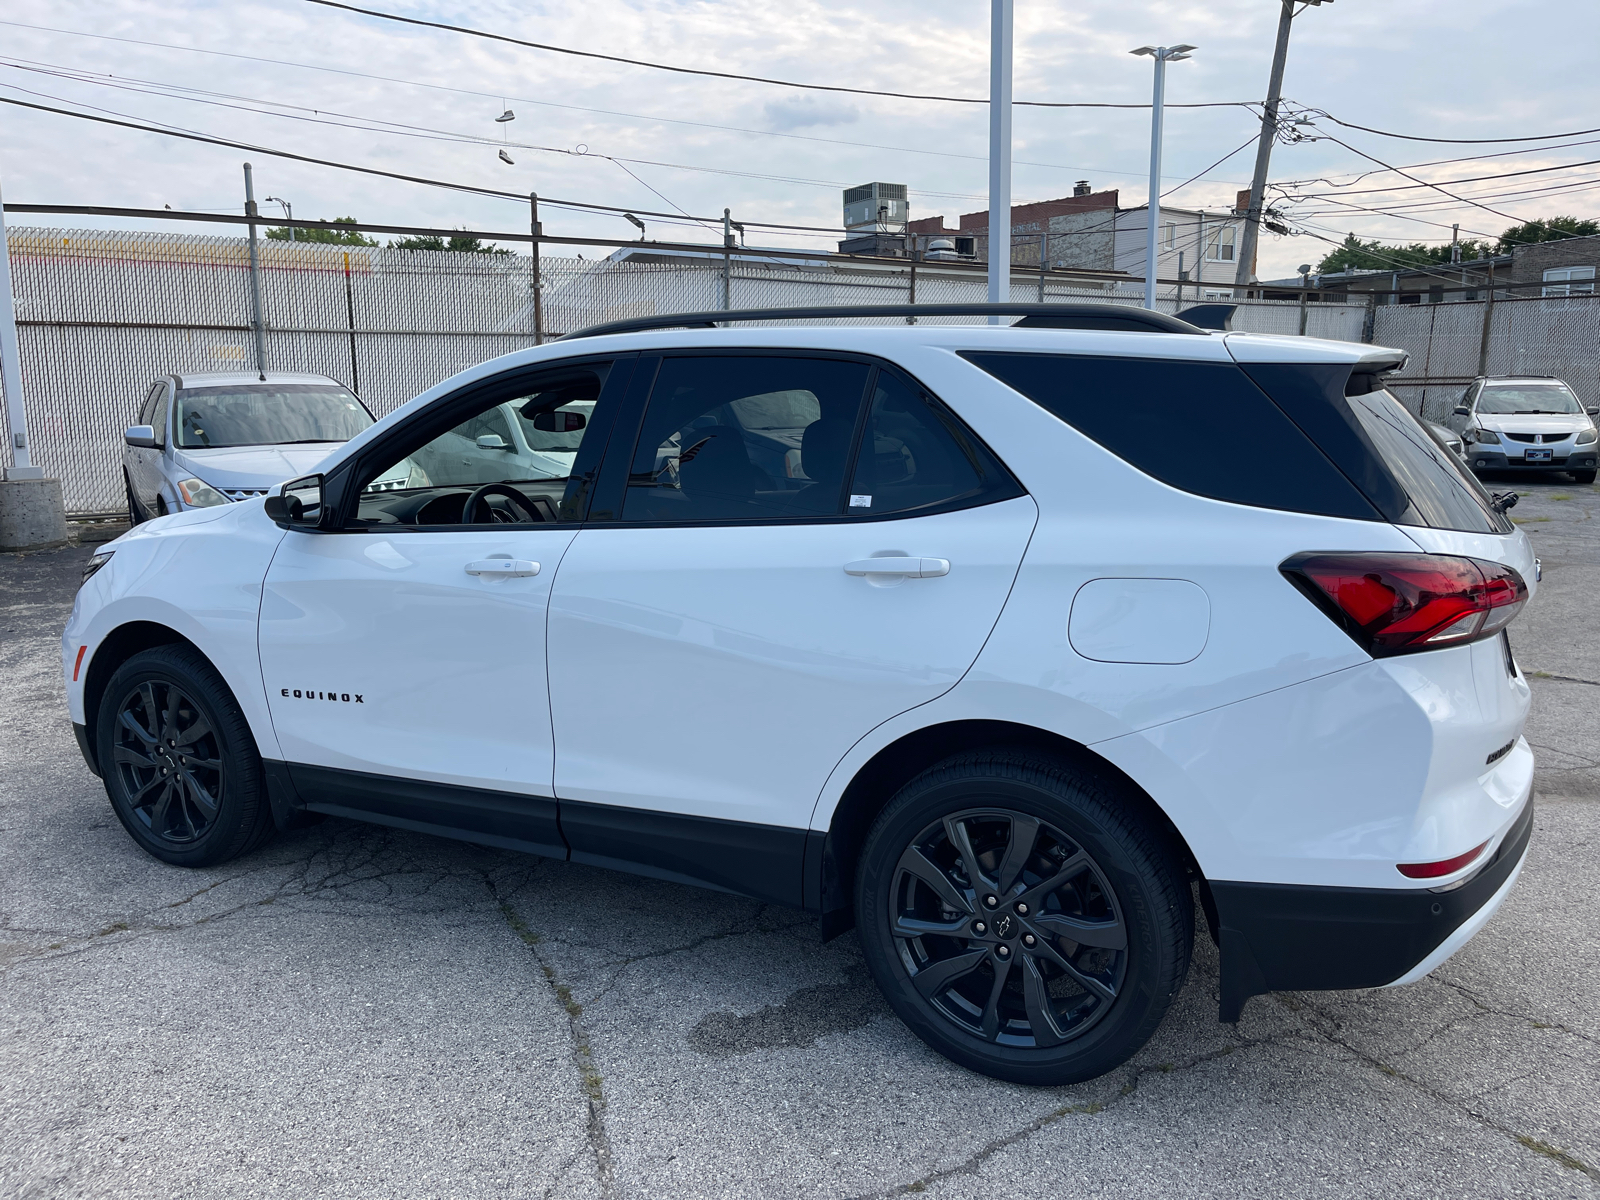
<box><xmin>265</xmin><ymin>473</ymin><xmax>325</xmax><ymax>528</ymax></box>
<box><xmin>476</xmin><ymin>433</ymin><xmax>509</xmax><ymax>449</ymax></box>
<box><xmin>1588</xmin><ymin>406</ymin><xmax>1599</xmax><ymax>417</ymax></box>
<box><xmin>125</xmin><ymin>424</ymin><xmax>157</xmax><ymax>448</ymax></box>
<box><xmin>531</xmin><ymin>409</ymin><xmax>586</xmax><ymax>433</ymax></box>
<box><xmin>1452</xmin><ymin>406</ymin><xmax>1471</xmax><ymax>416</ymax></box>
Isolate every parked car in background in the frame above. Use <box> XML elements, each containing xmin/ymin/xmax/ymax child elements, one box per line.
<box><xmin>71</xmin><ymin>306</ymin><xmax>1536</xmax><ymax>1086</ymax></box>
<box><xmin>122</xmin><ymin>372</ymin><xmax>399</xmax><ymax>521</ymax></box>
<box><xmin>1446</xmin><ymin>375</ymin><xmax>1600</xmax><ymax>484</ymax></box>
<box><xmin>1427</xmin><ymin>422</ymin><xmax>1464</xmax><ymax>458</ymax></box>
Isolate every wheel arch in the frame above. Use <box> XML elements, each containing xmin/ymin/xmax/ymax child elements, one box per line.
<box><xmin>812</xmin><ymin>719</ymin><xmax>1212</xmax><ymax>939</ymax></box>
<box><xmin>81</xmin><ymin>621</ymin><xmax>203</xmax><ymax>773</ymax></box>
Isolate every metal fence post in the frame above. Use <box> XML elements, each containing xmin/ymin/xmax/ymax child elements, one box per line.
<box><xmin>907</xmin><ymin>245</ymin><xmax>917</xmax><ymax>325</ymax></box>
<box><xmin>342</xmin><ymin>252</ymin><xmax>360</xmax><ymax>398</ymax></box>
<box><xmin>1038</xmin><ymin>233</ymin><xmax>1048</xmax><ymax>303</ymax></box>
<box><xmin>1476</xmin><ymin>262</ymin><xmax>1497</xmax><ymax>377</ymax></box>
<box><xmin>0</xmin><ymin>166</ymin><xmax>36</xmax><ymax>477</ymax></box>
<box><xmin>242</xmin><ymin>163</ymin><xmax>267</xmax><ymax>380</ymax></box>
<box><xmin>530</xmin><ymin>193</ymin><xmax>544</xmax><ymax>344</ymax></box>
<box><xmin>1362</xmin><ymin>291</ymin><xmax>1377</xmax><ymax>343</ymax></box>
<box><xmin>722</xmin><ymin>208</ymin><xmax>733</xmax><ymax>311</ymax></box>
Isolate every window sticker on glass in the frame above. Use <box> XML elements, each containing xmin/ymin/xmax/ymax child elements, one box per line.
<box><xmin>850</xmin><ymin>495</ymin><xmax>873</xmax><ymax>508</ymax></box>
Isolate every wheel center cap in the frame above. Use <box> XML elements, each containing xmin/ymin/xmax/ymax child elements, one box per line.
<box><xmin>992</xmin><ymin>911</ymin><xmax>1019</xmax><ymax>940</ymax></box>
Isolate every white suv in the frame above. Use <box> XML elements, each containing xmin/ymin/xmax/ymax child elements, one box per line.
<box><xmin>64</xmin><ymin>305</ymin><xmax>1536</xmax><ymax>1085</ymax></box>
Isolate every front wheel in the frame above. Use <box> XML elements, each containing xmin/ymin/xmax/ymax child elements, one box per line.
<box><xmin>1571</xmin><ymin>469</ymin><xmax>1596</xmax><ymax>485</ymax></box>
<box><xmin>96</xmin><ymin>645</ymin><xmax>275</xmax><ymax>867</ymax></box>
<box><xmin>855</xmin><ymin>752</ymin><xmax>1192</xmax><ymax>1085</ymax></box>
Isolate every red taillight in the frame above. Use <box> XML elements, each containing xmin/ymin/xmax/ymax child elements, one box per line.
<box><xmin>1281</xmin><ymin>552</ymin><xmax>1527</xmax><ymax>656</ymax></box>
<box><xmin>1398</xmin><ymin>840</ymin><xmax>1490</xmax><ymax>879</ymax></box>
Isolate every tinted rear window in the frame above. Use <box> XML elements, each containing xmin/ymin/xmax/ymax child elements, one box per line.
<box><xmin>1345</xmin><ymin>388</ymin><xmax>1510</xmax><ymax>533</ymax></box>
<box><xmin>961</xmin><ymin>352</ymin><xmax>1380</xmax><ymax>520</ymax></box>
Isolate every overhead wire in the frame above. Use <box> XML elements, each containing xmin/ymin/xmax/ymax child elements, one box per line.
<box><xmin>302</xmin><ymin>0</ymin><xmax>1258</xmax><ymax>111</ymax></box>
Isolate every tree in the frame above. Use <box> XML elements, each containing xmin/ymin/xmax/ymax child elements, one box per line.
<box><xmin>1495</xmin><ymin>215</ymin><xmax>1600</xmax><ymax>253</ymax></box>
<box><xmin>265</xmin><ymin>216</ymin><xmax>377</xmax><ymax>246</ymax></box>
<box><xmin>1315</xmin><ymin>232</ymin><xmax>1489</xmax><ymax>275</ymax></box>
<box><xmin>388</xmin><ymin>231</ymin><xmax>512</xmax><ymax>255</ymax></box>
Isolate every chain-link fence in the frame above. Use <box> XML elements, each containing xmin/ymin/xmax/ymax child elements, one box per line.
<box><xmin>1</xmin><ymin>225</ymin><xmax>1370</xmax><ymax>513</ymax></box>
<box><xmin>1373</xmin><ymin>293</ymin><xmax>1600</xmax><ymax>423</ymax></box>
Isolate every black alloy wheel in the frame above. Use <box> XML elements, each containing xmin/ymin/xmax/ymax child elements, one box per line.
<box><xmin>890</xmin><ymin>808</ymin><xmax>1128</xmax><ymax>1047</ymax></box>
<box><xmin>856</xmin><ymin>752</ymin><xmax>1192</xmax><ymax>1085</ymax></box>
<box><xmin>97</xmin><ymin>645</ymin><xmax>274</xmax><ymax>867</ymax></box>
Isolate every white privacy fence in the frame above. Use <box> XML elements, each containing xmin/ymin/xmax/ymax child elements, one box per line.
<box><xmin>0</xmin><ymin>224</ymin><xmax>1434</xmax><ymax>513</ymax></box>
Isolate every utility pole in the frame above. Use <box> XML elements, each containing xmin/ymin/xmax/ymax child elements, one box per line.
<box><xmin>1234</xmin><ymin>1</ymin><xmax>1334</xmax><ymax>292</ymax></box>
<box><xmin>242</xmin><ymin>163</ymin><xmax>268</xmax><ymax>381</ymax></box>
<box><xmin>1132</xmin><ymin>44</ymin><xmax>1196</xmax><ymax>310</ymax></box>
<box><xmin>1451</xmin><ymin>223</ymin><xmax>1461</xmax><ymax>265</ymax></box>
<box><xmin>987</xmin><ymin>0</ymin><xmax>1013</xmax><ymax>322</ymax></box>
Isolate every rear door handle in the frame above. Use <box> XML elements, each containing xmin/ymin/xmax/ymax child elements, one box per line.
<box><xmin>465</xmin><ymin>559</ymin><xmax>540</xmax><ymax>577</ymax></box>
<box><xmin>843</xmin><ymin>556</ymin><xmax>950</xmax><ymax>578</ymax></box>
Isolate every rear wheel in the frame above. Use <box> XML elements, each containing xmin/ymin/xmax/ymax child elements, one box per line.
<box><xmin>96</xmin><ymin>645</ymin><xmax>274</xmax><ymax>867</ymax></box>
<box><xmin>855</xmin><ymin>751</ymin><xmax>1192</xmax><ymax>1085</ymax></box>
<box><xmin>1572</xmin><ymin>469</ymin><xmax>1596</xmax><ymax>485</ymax></box>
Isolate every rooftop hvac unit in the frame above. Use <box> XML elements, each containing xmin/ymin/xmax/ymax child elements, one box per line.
<box><xmin>843</xmin><ymin>182</ymin><xmax>909</xmax><ymax>232</ymax></box>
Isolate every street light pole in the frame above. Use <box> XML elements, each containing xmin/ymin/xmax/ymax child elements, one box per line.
<box><xmin>0</xmin><ymin>164</ymin><xmax>36</xmax><ymax>478</ymax></box>
<box><xmin>1131</xmin><ymin>44</ymin><xmax>1195</xmax><ymax>310</ymax></box>
<box><xmin>987</xmin><ymin>0</ymin><xmax>1013</xmax><ymax>322</ymax></box>
<box><xmin>265</xmin><ymin>195</ymin><xmax>294</xmax><ymax>242</ymax></box>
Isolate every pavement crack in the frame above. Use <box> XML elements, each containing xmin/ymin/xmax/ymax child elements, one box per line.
<box><xmin>1297</xmin><ymin>999</ymin><xmax>1600</xmax><ymax>1182</ymax></box>
<box><xmin>1433</xmin><ymin>976</ymin><xmax>1600</xmax><ymax>1049</ymax></box>
<box><xmin>487</xmin><ymin>877</ymin><xmax>615</xmax><ymax>1199</ymax></box>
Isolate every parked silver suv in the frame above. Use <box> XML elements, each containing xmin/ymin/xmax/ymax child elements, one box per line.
<box><xmin>123</xmin><ymin>372</ymin><xmax>377</xmax><ymax>521</ymax></box>
<box><xmin>1447</xmin><ymin>376</ymin><xmax>1600</xmax><ymax>484</ymax></box>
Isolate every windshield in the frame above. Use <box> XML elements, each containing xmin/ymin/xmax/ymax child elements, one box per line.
<box><xmin>175</xmin><ymin>384</ymin><xmax>373</xmax><ymax>448</ymax></box>
<box><xmin>1477</xmin><ymin>383</ymin><xmax>1584</xmax><ymax>416</ymax></box>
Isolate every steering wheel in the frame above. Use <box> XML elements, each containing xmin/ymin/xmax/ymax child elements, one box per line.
<box><xmin>461</xmin><ymin>483</ymin><xmax>545</xmax><ymax>524</ymax></box>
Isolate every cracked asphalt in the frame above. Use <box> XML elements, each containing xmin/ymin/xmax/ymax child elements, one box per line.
<box><xmin>3</xmin><ymin>477</ymin><xmax>1598</xmax><ymax>1199</ymax></box>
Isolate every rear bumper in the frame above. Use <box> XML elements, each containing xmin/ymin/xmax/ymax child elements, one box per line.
<box><xmin>1211</xmin><ymin>796</ymin><xmax>1533</xmax><ymax>1022</ymax></box>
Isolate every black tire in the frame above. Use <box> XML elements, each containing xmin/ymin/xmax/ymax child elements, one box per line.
<box><xmin>124</xmin><ymin>471</ymin><xmax>145</xmax><ymax>526</ymax></box>
<box><xmin>1571</xmin><ymin>469</ymin><xmax>1596</xmax><ymax>485</ymax></box>
<box><xmin>855</xmin><ymin>751</ymin><xmax>1192</xmax><ymax>1085</ymax></box>
<box><xmin>96</xmin><ymin>644</ymin><xmax>275</xmax><ymax>867</ymax></box>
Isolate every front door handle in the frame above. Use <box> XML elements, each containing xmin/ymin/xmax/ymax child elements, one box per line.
<box><xmin>843</xmin><ymin>556</ymin><xmax>950</xmax><ymax>578</ymax></box>
<box><xmin>466</xmin><ymin>559</ymin><xmax>540</xmax><ymax>577</ymax></box>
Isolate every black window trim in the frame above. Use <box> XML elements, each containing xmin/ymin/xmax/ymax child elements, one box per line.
<box><xmin>320</xmin><ymin>352</ymin><xmax>637</xmax><ymax>533</ymax></box>
<box><xmin>583</xmin><ymin>346</ymin><xmax>1028</xmax><ymax>531</ymax></box>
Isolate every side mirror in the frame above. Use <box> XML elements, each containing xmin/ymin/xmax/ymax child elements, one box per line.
<box><xmin>125</xmin><ymin>424</ymin><xmax>156</xmax><ymax>448</ymax></box>
<box><xmin>532</xmin><ymin>409</ymin><xmax>587</xmax><ymax>433</ymax></box>
<box><xmin>264</xmin><ymin>473</ymin><xmax>325</xmax><ymax>529</ymax></box>
<box><xmin>1588</xmin><ymin>406</ymin><xmax>1599</xmax><ymax>417</ymax></box>
<box><xmin>476</xmin><ymin>433</ymin><xmax>510</xmax><ymax>450</ymax></box>
<box><xmin>1452</xmin><ymin>406</ymin><xmax>1470</xmax><ymax>417</ymax></box>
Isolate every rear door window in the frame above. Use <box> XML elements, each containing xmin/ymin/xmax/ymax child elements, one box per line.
<box><xmin>962</xmin><ymin>352</ymin><xmax>1379</xmax><ymax>520</ymax></box>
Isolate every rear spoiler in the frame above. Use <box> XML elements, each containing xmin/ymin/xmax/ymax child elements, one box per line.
<box><xmin>1347</xmin><ymin>350</ymin><xmax>1410</xmax><ymax>395</ymax></box>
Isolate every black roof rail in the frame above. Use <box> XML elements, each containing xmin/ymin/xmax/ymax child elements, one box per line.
<box><xmin>562</xmin><ymin>302</ymin><xmax>1207</xmax><ymax>340</ymax></box>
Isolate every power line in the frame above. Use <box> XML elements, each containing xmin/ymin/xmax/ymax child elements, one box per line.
<box><xmin>1311</xmin><ymin>109</ymin><xmax>1600</xmax><ymax>146</ymax></box>
<box><xmin>0</xmin><ymin>93</ymin><xmax>854</xmax><ymax>234</ymax></box>
<box><xmin>302</xmin><ymin>0</ymin><xmax>1256</xmax><ymax>111</ymax></box>
<box><xmin>0</xmin><ymin>28</ymin><xmax>1240</xmax><ymax>184</ymax></box>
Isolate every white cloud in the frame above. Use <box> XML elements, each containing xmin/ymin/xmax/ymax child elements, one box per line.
<box><xmin>762</xmin><ymin>96</ymin><xmax>858</xmax><ymax>132</ymax></box>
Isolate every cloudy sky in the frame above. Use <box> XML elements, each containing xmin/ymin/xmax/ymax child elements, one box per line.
<box><xmin>3</xmin><ymin>0</ymin><xmax>1598</xmax><ymax>280</ymax></box>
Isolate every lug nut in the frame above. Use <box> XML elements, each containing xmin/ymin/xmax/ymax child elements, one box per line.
<box><xmin>984</xmin><ymin>894</ymin><xmax>999</xmax><ymax>908</ymax></box>
<box><xmin>1016</xmin><ymin>902</ymin><xmax>1030</xmax><ymax>915</ymax></box>
<box><xmin>1023</xmin><ymin>933</ymin><xmax>1036</xmax><ymax>948</ymax></box>
<box><xmin>996</xmin><ymin>945</ymin><xmax>1011</xmax><ymax>959</ymax></box>
<box><xmin>973</xmin><ymin>920</ymin><xmax>987</xmax><ymax>935</ymax></box>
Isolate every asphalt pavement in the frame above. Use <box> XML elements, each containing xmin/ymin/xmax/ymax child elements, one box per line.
<box><xmin>2</xmin><ymin>480</ymin><xmax>1597</xmax><ymax>1199</ymax></box>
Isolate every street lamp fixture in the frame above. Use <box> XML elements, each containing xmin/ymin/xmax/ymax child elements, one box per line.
<box><xmin>1129</xmin><ymin>44</ymin><xmax>1197</xmax><ymax>308</ymax></box>
<box><xmin>264</xmin><ymin>195</ymin><xmax>293</xmax><ymax>243</ymax></box>
<box><xmin>623</xmin><ymin>212</ymin><xmax>646</xmax><ymax>240</ymax></box>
